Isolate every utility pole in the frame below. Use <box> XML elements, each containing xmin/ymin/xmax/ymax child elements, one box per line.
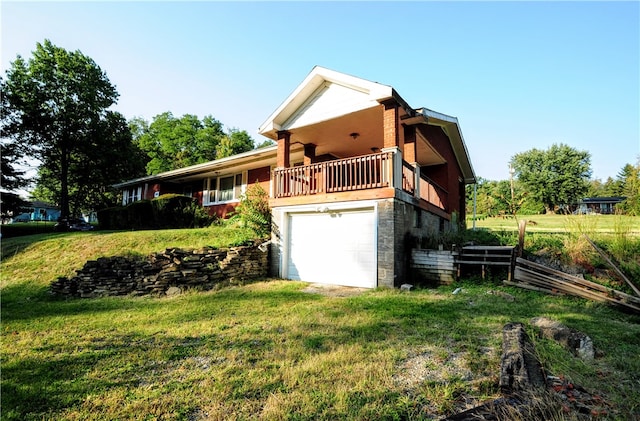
<box><xmin>509</xmin><ymin>163</ymin><xmax>515</xmax><ymax>215</ymax></box>
<box><xmin>472</xmin><ymin>183</ymin><xmax>477</xmax><ymax>230</ymax></box>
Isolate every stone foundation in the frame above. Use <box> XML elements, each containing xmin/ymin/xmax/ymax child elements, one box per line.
<box><xmin>50</xmin><ymin>245</ymin><xmax>269</xmax><ymax>298</ymax></box>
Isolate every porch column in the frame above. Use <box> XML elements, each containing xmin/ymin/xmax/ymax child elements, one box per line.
<box><xmin>303</xmin><ymin>143</ymin><xmax>316</xmax><ymax>165</ymax></box>
<box><xmin>382</xmin><ymin>100</ymin><xmax>400</xmax><ymax>149</ymax></box>
<box><xmin>382</xmin><ymin>146</ymin><xmax>403</xmax><ymax>190</ymax></box>
<box><xmin>276</xmin><ymin>130</ymin><xmax>291</xmax><ymax>169</ymax></box>
<box><xmin>404</xmin><ymin>126</ymin><xmax>420</xmax><ymax>199</ymax></box>
<box><xmin>403</xmin><ymin>126</ymin><xmax>417</xmax><ymax>163</ymax></box>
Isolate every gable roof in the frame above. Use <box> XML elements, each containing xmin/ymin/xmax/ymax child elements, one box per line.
<box><xmin>259</xmin><ymin>66</ymin><xmax>475</xmax><ymax>184</ymax></box>
<box><xmin>416</xmin><ymin>108</ymin><xmax>475</xmax><ymax>184</ymax></box>
<box><xmin>259</xmin><ymin>66</ymin><xmax>396</xmax><ymax>136</ymax></box>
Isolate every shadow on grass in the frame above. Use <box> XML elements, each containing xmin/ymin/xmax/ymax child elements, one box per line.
<box><xmin>0</xmin><ymin>230</ymin><xmax>107</xmax><ymax>261</ymax></box>
<box><xmin>0</xmin><ymin>282</ymin><xmax>165</xmax><ymax>323</ymax></box>
<box><xmin>2</xmin><ymin>281</ymin><xmax>639</xmax><ymax>420</ymax></box>
<box><xmin>1</xmin><ymin>331</ymin><xmax>222</xmax><ymax>420</ymax></box>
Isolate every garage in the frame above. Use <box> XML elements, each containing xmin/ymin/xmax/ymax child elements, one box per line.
<box><xmin>286</xmin><ymin>208</ymin><xmax>376</xmax><ymax>288</ymax></box>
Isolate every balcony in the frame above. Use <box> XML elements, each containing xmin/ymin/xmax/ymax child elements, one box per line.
<box><xmin>273</xmin><ymin>152</ymin><xmax>448</xmax><ymax>211</ymax></box>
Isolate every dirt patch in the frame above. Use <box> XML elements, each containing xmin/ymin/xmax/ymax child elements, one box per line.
<box><xmin>300</xmin><ymin>283</ymin><xmax>368</xmax><ymax>297</ymax></box>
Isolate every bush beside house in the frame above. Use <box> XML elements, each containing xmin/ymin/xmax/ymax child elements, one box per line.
<box><xmin>98</xmin><ymin>194</ymin><xmax>213</xmax><ymax>230</ymax></box>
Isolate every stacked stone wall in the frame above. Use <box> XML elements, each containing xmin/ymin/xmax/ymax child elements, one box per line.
<box><xmin>50</xmin><ymin>245</ymin><xmax>269</xmax><ymax>298</ymax></box>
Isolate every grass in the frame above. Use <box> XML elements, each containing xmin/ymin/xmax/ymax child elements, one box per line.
<box><xmin>2</xmin><ymin>227</ymin><xmax>640</xmax><ymax>420</ymax></box>
<box><xmin>0</xmin><ymin>221</ymin><xmax>58</xmax><ymax>238</ymax></box>
<box><xmin>467</xmin><ymin>214</ymin><xmax>640</xmax><ymax>233</ymax></box>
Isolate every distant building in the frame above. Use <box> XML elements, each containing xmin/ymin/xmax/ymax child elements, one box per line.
<box><xmin>575</xmin><ymin>197</ymin><xmax>626</xmax><ymax>214</ymax></box>
<box><xmin>13</xmin><ymin>201</ymin><xmax>61</xmax><ymax>222</ymax></box>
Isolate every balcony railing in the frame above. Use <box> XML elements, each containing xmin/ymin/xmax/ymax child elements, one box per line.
<box><xmin>419</xmin><ymin>173</ymin><xmax>447</xmax><ymax>210</ymax></box>
<box><xmin>402</xmin><ymin>161</ymin><xmax>416</xmax><ymax>195</ymax></box>
<box><xmin>273</xmin><ymin>152</ymin><xmax>392</xmax><ymax>198</ymax></box>
<box><xmin>272</xmin><ymin>151</ymin><xmax>448</xmax><ymax>211</ymax></box>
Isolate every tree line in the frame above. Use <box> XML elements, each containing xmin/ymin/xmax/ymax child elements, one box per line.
<box><xmin>2</xmin><ymin>40</ymin><xmax>637</xmax><ymax>221</ymax></box>
<box><xmin>467</xmin><ymin>144</ymin><xmax>640</xmax><ymax>217</ymax></box>
<box><xmin>1</xmin><ymin>40</ymin><xmax>271</xmax><ymax>220</ymax></box>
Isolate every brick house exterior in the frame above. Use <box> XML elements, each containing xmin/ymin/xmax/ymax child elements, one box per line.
<box><xmin>115</xmin><ymin>66</ymin><xmax>476</xmax><ymax>288</ymax></box>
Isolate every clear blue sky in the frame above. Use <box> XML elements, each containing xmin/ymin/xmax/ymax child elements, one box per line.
<box><xmin>2</xmin><ymin>1</ymin><xmax>638</xmax><ymax>182</ymax></box>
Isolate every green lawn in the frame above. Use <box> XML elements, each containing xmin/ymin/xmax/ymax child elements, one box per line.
<box><xmin>2</xmin><ymin>227</ymin><xmax>639</xmax><ymax>420</ymax></box>
<box><xmin>468</xmin><ymin>214</ymin><xmax>640</xmax><ymax>233</ymax></box>
<box><xmin>0</xmin><ymin>221</ymin><xmax>58</xmax><ymax>238</ymax></box>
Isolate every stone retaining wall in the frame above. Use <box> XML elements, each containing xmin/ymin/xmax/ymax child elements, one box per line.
<box><xmin>50</xmin><ymin>245</ymin><xmax>269</xmax><ymax>298</ymax></box>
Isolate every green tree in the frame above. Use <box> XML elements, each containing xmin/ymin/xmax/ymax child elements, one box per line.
<box><xmin>466</xmin><ymin>178</ymin><xmax>540</xmax><ymax>218</ymax></box>
<box><xmin>2</xmin><ymin>40</ymin><xmax>142</xmax><ymax>218</ymax></box>
<box><xmin>216</xmin><ymin>128</ymin><xmax>255</xmax><ymax>159</ymax></box>
<box><xmin>511</xmin><ymin>143</ymin><xmax>591</xmax><ymax>213</ymax></box>
<box><xmin>31</xmin><ymin>111</ymin><xmax>146</xmax><ymax>214</ymax></box>
<box><xmin>255</xmin><ymin>139</ymin><xmax>275</xmax><ymax>149</ymax></box>
<box><xmin>616</xmin><ymin>160</ymin><xmax>640</xmax><ymax>215</ymax></box>
<box><xmin>1</xmin><ymin>79</ymin><xmax>31</xmax><ymax>220</ymax></box>
<box><xmin>134</xmin><ymin>113</ymin><xmax>227</xmax><ymax>174</ymax></box>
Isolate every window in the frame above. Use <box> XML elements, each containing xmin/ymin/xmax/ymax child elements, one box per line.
<box><xmin>203</xmin><ymin>173</ymin><xmax>245</xmax><ymax>205</ymax></box>
<box><xmin>123</xmin><ymin>186</ymin><xmax>142</xmax><ymax>205</ymax></box>
<box><xmin>219</xmin><ymin>176</ymin><xmax>235</xmax><ymax>202</ymax></box>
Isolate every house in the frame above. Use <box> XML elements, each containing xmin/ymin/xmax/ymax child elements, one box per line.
<box><xmin>114</xmin><ymin>66</ymin><xmax>476</xmax><ymax>288</ymax></box>
<box><xmin>12</xmin><ymin>201</ymin><xmax>61</xmax><ymax>222</ymax></box>
<box><xmin>575</xmin><ymin>197</ymin><xmax>626</xmax><ymax>214</ymax></box>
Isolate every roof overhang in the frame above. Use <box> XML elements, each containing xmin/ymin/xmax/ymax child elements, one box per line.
<box><xmin>258</xmin><ymin>66</ymin><xmax>396</xmax><ymax>140</ymax></box>
<box><xmin>113</xmin><ymin>145</ymin><xmax>281</xmax><ymax>188</ymax></box>
<box><xmin>416</xmin><ymin>108</ymin><xmax>476</xmax><ymax>184</ymax></box>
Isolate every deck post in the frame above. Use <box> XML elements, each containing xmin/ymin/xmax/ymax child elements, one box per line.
<box><xmin>413</xmin><ymin>163</ymin><xmax>421</xmax><ymax>200</ymax></box>
<box><xmin>382</xmin><ymin>146</ymin><xmax>402</xmax><ymax>190</ymax></box>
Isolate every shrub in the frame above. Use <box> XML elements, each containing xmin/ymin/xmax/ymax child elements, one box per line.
<box><xmin>233</xmin><ymin>183</ymin><xmax>271</xmax><ymax>238</ymax></box>
<box><xmin>97</xmin><ymin>194</ymin><xmax>214</xmax><ymax>230</ymax></box>
<box><xmin>97</xmin><ymin>206</ymin><xmax>128</xmax><ymax>230</ymax></box>
<box><xmin>127</xmin><ymin>200</ymin><xmax>154</xmax><ymax>229</ymax></box>
<box><xmin>151</xmin><ymin>194</ymin><xmax>196</xmax><ymax>228</ymax></box>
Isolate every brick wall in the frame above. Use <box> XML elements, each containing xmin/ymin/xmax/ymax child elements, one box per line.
<box><xmin>378</xmin><ymin>198</ymin><xmax>453</xmax><ymax>287</ymax></box>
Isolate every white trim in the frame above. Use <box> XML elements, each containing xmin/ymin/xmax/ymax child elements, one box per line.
<box><xmin>259</xmin><ymin>66</ymin><xmax>393</xmax><ymax>138</ymax></box>
<box><xmin>113</xmin><ymin>145</ymin><xmax>278</xmax><ymax>189</ymax></box>
<box><xmin>202</xmin><ymin>172</ymin><xmax>247</xmax><ymax>206</ymax></box>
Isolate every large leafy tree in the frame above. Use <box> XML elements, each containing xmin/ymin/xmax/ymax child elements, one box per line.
<box><xmin>2</xmin><ymin>40</ymin><xmax>143</xmax><ymax>217</ymax></box>
<box><xmin>466</xmin><ymin>177</ymin><xmax>541</xmax><ymax>218</ymax></box>
<box><xmin>1</xmin><ymin>77</ymin><xmax>31</xmax><ymax>219</ymax></box>
<box><xmin>133</xmin><ymin>113</ymin><xmax>255</xmax><ymax>174</ymax></box>
<box><xmin>511</xmin><ymin>143</ymin><xmax>591</xmax><ymax>213</ymax></box>
<box><xmin>0</xmin><ymin>139</ymin><xmax>31</xmax><ymax>220</ymax></box>
<box><xmin>31</xmin><ymin>111</ymin><xmax>146</xmax><ymax>213</ymax></box>
<box><xmin>615</xmin><ymin>161</ymin><xmax>640</xmax><ymax>215</ymax></box>
<box><xmin>216</xmin><ymin>128</ymin><xmax>255</xmax><ymax>159</ymax></box>
<box><xmin>133</xmin><ymin>113</ymin><xmax>223</xmax><ymax>174</ymax></box>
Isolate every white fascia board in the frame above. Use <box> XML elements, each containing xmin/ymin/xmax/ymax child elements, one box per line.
<box><xmin>317</xmin><ymin>66</ymin><xmax>393</xmax><ymax>101</ymax></box>
<box><xmin>417</xmin><ymin>108</ymin><xmax>476</xmax><ymax>184</ymax></box>
<box><xmin>258</xmin><ymin>72</ymin><xmax>326</xmax><ymax>137</ymax></box>
<box><xmin>258</xmin><ymin>66</ymin><xmax>393</xmax><ymax>138</ymax></box>
<box><xmin>417</xmin><ymin>107</ymin><xmax>459</xmax><ymax>125</ymax></box>
<box><xmin>113</xmin><ymin>145</ymin><xmax>279</xmax><ymax>189</ymax></box>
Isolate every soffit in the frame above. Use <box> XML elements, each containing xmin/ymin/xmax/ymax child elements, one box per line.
<box><xmin>259</xmin><ymin>66</ymin><xmax>393</xmax><ymax>139</ymax></box>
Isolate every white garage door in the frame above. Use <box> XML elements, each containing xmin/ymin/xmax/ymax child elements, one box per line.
<box><xmin>287</xmin><ymin>209</ymin><xmax>376</xmax><ymax>288</ymax></box>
